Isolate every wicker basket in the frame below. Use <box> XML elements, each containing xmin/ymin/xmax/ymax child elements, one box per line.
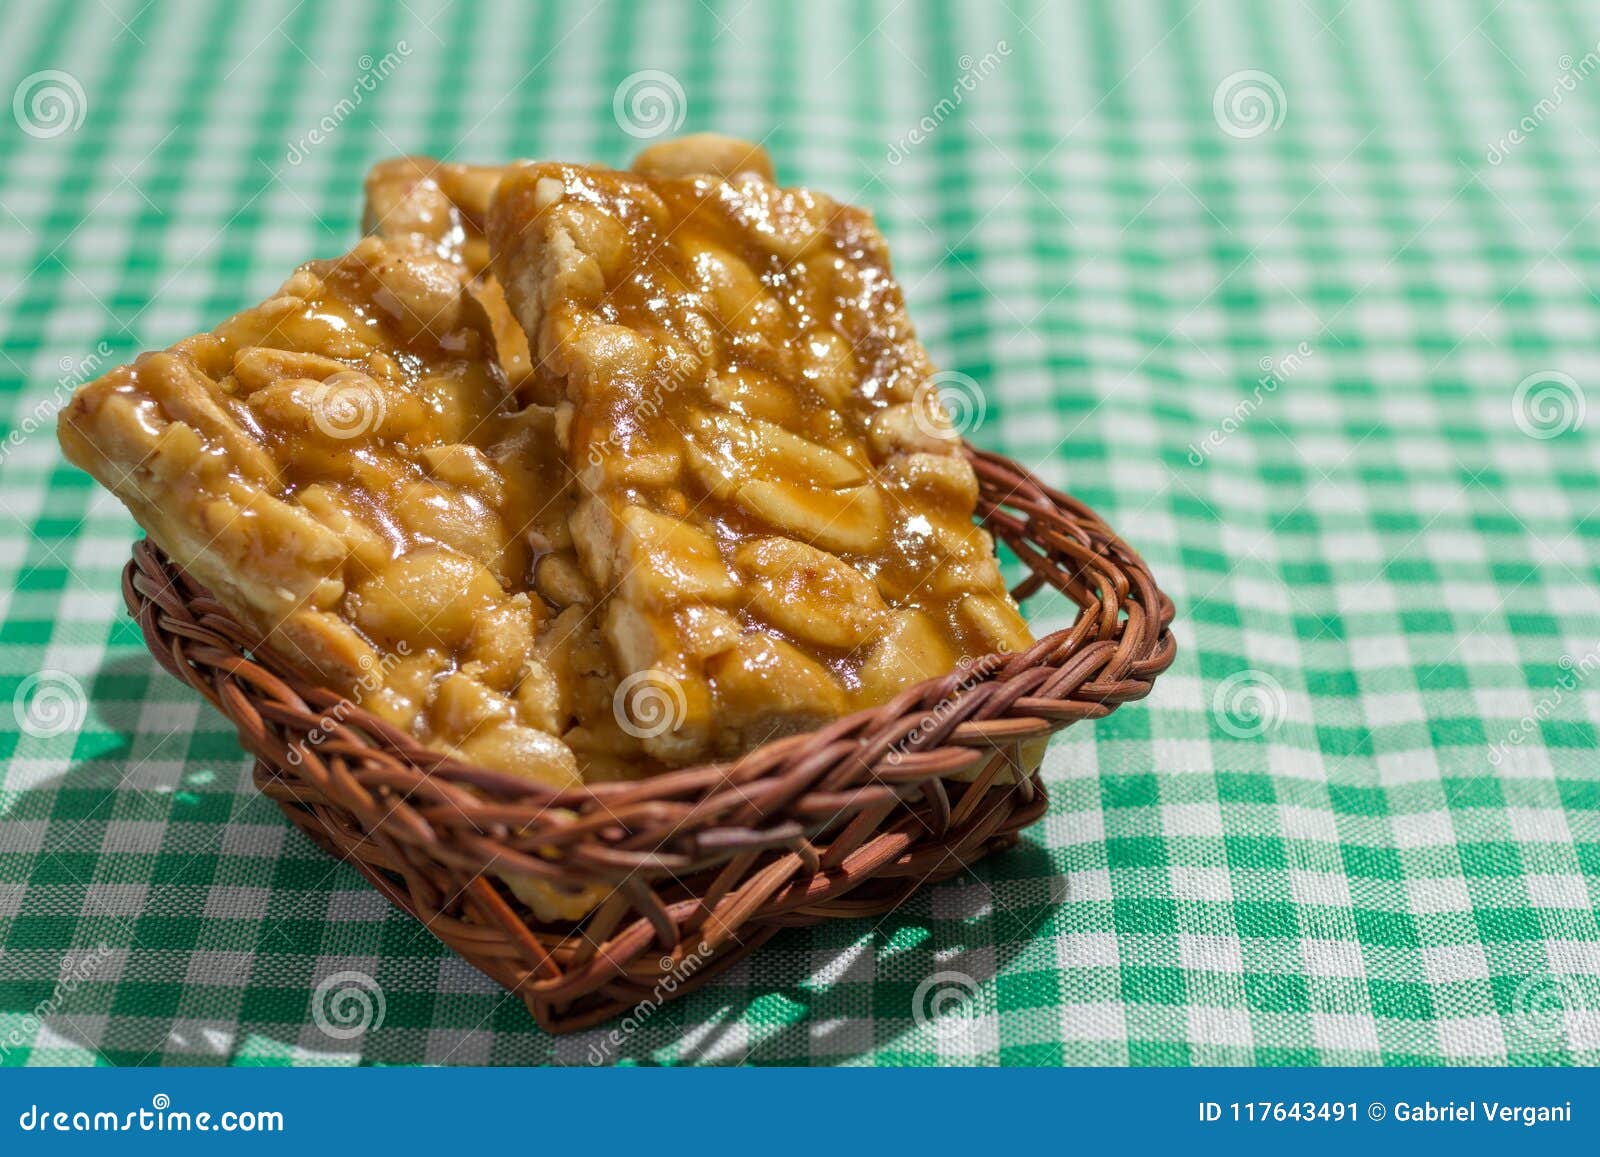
<box><xmin>121</xmin><ymin>444</ymin><xmax>1175</xmax><ymax>1033</ymax></box>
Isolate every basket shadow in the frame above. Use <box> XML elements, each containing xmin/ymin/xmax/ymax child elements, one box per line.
<box><xmin>600</xmin><ymin>834</ymin><xmax>1058</xmax><ymax>1065</ymax></box>
<box><xmin>7</xmin><ymin>643</ymin><xmax>255</xmax><ymax>859</ymax></box>
<box><xmin>0</xmin><ymin>650</ymin><xmax>223</xmax><ymax>1048</ymax></box>
<box><xmin>16</xmin><ymin>652</ymin><xmax>152</xmax><ymax>809</ymax></box>
<box><xmin>67</xmin><ymin>651</ymin><xmax>149</xmax><ymax>766</ymax></box>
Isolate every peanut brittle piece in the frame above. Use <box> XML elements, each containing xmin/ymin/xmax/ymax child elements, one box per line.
<box><xmin>489</xmin><ymin>137</ymin><xmax>1035</xmax><ymax>764</ymax></box>
<box><xmin>58</xmin><ymin>236</ymin><xmax>588</xmax><ymax>793</ymax></box>
<box><xmin>363</xmin><ymin>158</ymin><xmax>664</xmax><ymax>783</ymax></box>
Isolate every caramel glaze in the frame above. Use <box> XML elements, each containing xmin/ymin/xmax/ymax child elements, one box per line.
<box><xmin>492</xmin><ymin>151</ymin><xmax>1033</xmax><ymax>762</ymax></box>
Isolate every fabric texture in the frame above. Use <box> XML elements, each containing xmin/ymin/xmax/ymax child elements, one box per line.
<box><xmin>0</xmin><ymin>0</ymin><xmax>1598</xmax><ymax>1066</ymax></box>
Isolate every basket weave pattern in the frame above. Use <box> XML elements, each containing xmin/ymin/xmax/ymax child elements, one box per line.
<box><xmin>122</xmin><ymin>444</ymin><xmax>1175</xmax><ymax>1033</ymax></box>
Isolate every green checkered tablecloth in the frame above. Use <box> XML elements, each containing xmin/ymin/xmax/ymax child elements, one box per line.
<box><xmin>2</xmin><ymin>0</ymin><xmax>1599</xmax><ymax>1068</ymax></box>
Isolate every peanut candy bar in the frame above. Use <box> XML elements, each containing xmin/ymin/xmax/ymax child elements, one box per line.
<box><xmin>362</xmin><ymin>157</ymin><xmax>666</xmax><ymax>783</ymax></box>
<box><xmin>58</xmin><ymin>236</ymin><xmax>585</xmax><ymax>790</ymax></box>
<box><xmin>489</xmin><ymin>136</ymin><xmax>1034</xmax><ymax>764</ymax></box>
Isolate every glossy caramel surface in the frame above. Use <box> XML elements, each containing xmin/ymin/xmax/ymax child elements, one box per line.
<box><xmin>491</xmin><ymin>142</ymin><xmax>1033</xmax><ymax>761</ymax></box>
<box><xmin>59</xmin><ymin>237</ymin><xmax>595</xmax><ymax>798</ymax></box>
